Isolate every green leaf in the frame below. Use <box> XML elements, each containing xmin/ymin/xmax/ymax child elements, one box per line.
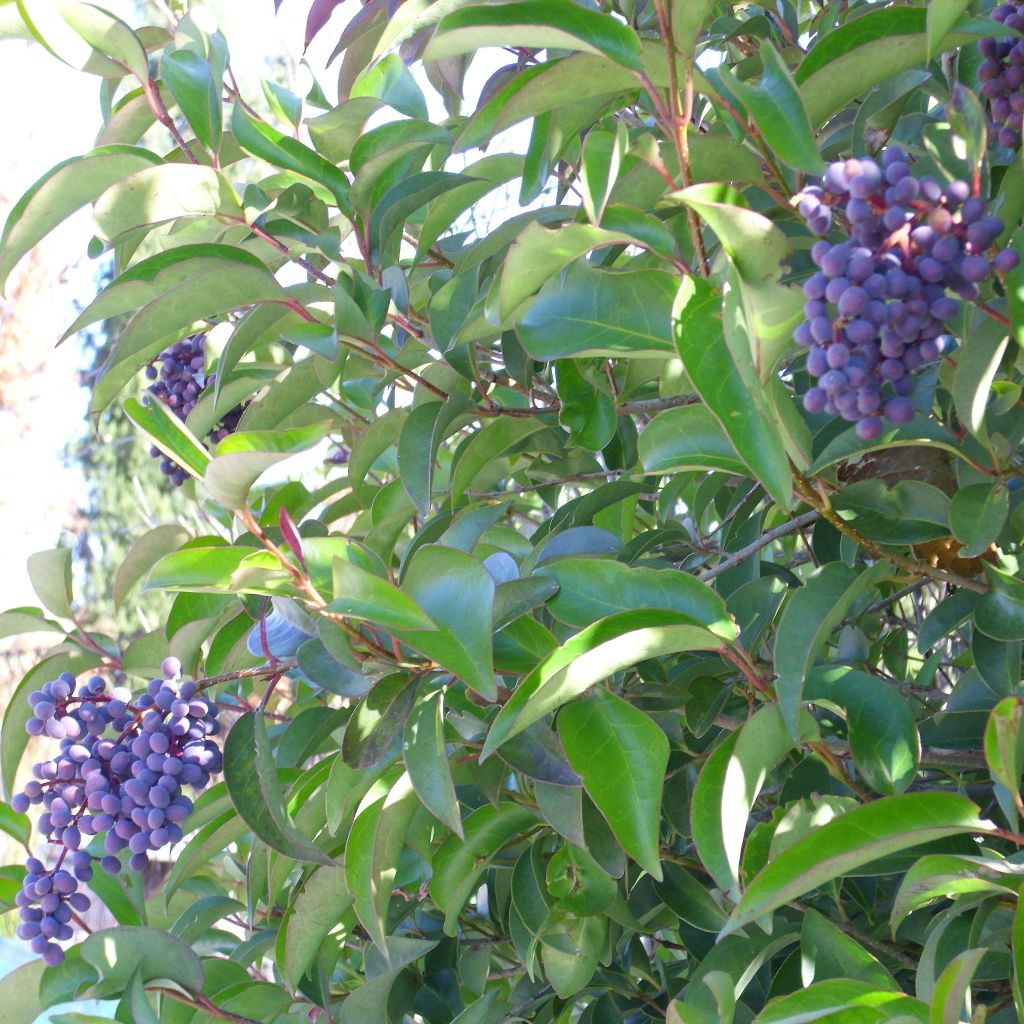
<box><xmin>556</xmin><ymin>360</ymin><xmax>616</xmax><ymax>452</ymax></box>
<box><xmin>450</xmin><ymin>417</ymin><xmax>548</xmax><ymax>506</ymax></box>
<box><xmin>336</xmin><ymin>937</ymin><xmax>439</xmax><ymax>1024</ymax></box>
<box><xmin>327</xmin><ymin>559</ymin><xmax>436</xmax><ymax>632</ymax></box>
<box><xmin>92</xmin><ymin>163</ymin><xmax>242</xmax><ymax>242</ymax></box>
<box><xmin>497</xmin><ymin>222</ymin><xmax>646</xmax><ymax>320</ymax></box>
<box><xmin>425</xmin><ymin>1</ymin><xmax>644</xmax><ymax>72</ymax></box>
<box><xmin>751</xmin><ymin>981</ymin><xmax>927</xmax><ymax>1024</ymax></box>
<box><xmin>950</xmin><ymin>482</ymin><xmax>1008</xmax><ymax>559</ymax></box>
<box><xmin>805</xmin><ymin>666</ymin><xmax>920</xmax><ymax>795</ymax></box>
<box><xmin>800</xmin><ymin>908</ymin><xmax>897</xmax><ymax>990</ymax></box>
<box><xmin>429</xmin><ymin>802</ymin><xmax>540</xmax><ymax>934</ymax></box>
<box><xmin>123</xmin><ymin>395</ymin><xmax>211</xmax><ymax>480</ymax></box>
<box><xmin>81</xmin><ymin>926</ymin><xmax>205</xmax><ymax>991</ymax></box>
<box><xmin>341</xmin><ymin>673</ymin><xmax>417</xmax><ymax>769</ymax></box>
<box><xmin>370</xmin><ymin>170</ymin><xmax>470</xmax><ymax>262</ymax></box>
<box><xmin>18</xmin><ymin>0</ymin><xmax>149</xmax><ymax>78</ymax></box>
<box><xmin>231</xmin><ymin>103</ymin><xmax>350</xmax><ymax>210</ymax></box>
<box><xmin>350</xmin><ymin>52</ymin><xmax>427</xmax><ymax>118</ymax></box>
<box><xmin>953</xmin><ymin>317</ymin><xmax>1009</xmax><ymax>443</ymax></box>
<box><xmin>113</xmin><ymin>524</ymin><xmax>191</xmax><ymax>609</ymax></box>
<box><xmin>403</xmin><ymin>689</ymin><xmax>463</xmax><ymax>837</ymax></box>
<box><xmin>279</xmin><ymin>862</ymin><xmax>353</xmax><ymax>989</ymax></box>
<box><xmin>580</xmin><ymin>124</ymin><xmax>625</xmax><ymax>224</ymax></box>
<box><xmin>558</xmin><ymin>688</ymin><xmax>668</xmax><ymax>879</ymax></box>
<box><xmin>63</xmin><ymin>243</ymin><xmax>272</xmax><ymax>339</ymax></box>
<box><xmin>976</xmin><ymin>564</ymin><xmax>1024</xmax><ymax>642</ymax></box>
<box><xmin>397</xmin><ymin>393</ymin><xmax>472</xmax><ymax>515</ymax></box>
<box><xmin>727</xmin><ymin>42</ymin><xmax>822</xmax><ymax>173</ymax></box>
<box><xmin>0</xmin><ymin>800</ymin><xmax>31</xmax><ymax>847</ymax></box>
<box><xmin>345</xmin><ymin>772</ymin><xmax>420</xmax><ymax>949</ymax></box>
<box><xmin>985</xmin><ymin>697</ymin><xmax>1024</xmax><ymax>815</ymax></box>
<box><xmin>774</xmin><ymin>562</ymin><xmax>889</xmax><ymax>741</ymax></box>
<box><xmin>398</xmin><ymin>545</ymin><xmax>496</xmax><ymax>700</ymax></box>
<box><xmin>722</xmin><ymin>792</ymin><xmax>990</xmax><ymax>936</ymax></box>
<box><xmin>161</xmin><ymin>49</ymin><xmax>222</xmax><ymax>152</ymax></box>
<box><xmin>0</xmin><ymin>959</ymin><xmax>45</xmax><ymax>1024</ymax></box>
<box><xmin>930</xmin><ymin>948</ymin><xmax>986</xmax><ymax>1024</ymax></box>
<box><xmin>27</xmin><ymin>548</ymin><xmax>74</xmax><ymax>619</ymax></box>
<box><xmin>517</xmin><ymin>262</ymin><xmax>678</xmax><ymax>360</ymax></box>
<box><xmin>0</xmin><ymin>607</ymin><xmax>65</xmax><ymax>640</ymax></box>
<box><xmin>0</xmin><ymin>146</ymin><xmax>161</xmax><ymax>293</ymax></box>
<box><xmin>691</xmin><ymin>705</ymin><xmax>801</xmax><ymax>897</ymax></box>
<box><xmin>483</xmin><ymin>609</ymin><xmax>727</xmax><ymax>757</ymax></box>
<box><xmin>536</xmin><ymin>558</ymin><xmax>735</xmax><ymax>635</ymax></box>
<box><xmin>891</xmin><ymin>854</ymin><xmax>1024</xmax><ymax>930</ymax></box>
<box><xmin>223</xmin><ymin>710</ymin><xmax>333</xmax><ymax>865</ymax></box>
<box><xmin>205</xmin><ymin>423</ymin><xmax>331</xmax><ymax>509</ymax></box>
<box><xmin>795</xmin><ymin>7</ymin><xmax>984</xmax><ymax>128</ymax></box>
<box><xmin>638</xmin><ymin>403</ymin><xmax>747</xmax><ymax>476</ymax></box>
<box><xmin>673</xmin><ymin>275</ymin><xmax>792</xmax><ymax>508</ymax></box>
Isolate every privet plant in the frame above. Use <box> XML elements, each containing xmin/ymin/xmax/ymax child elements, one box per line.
<box><xmin>5</xmin><ymin>0</ymin><xmax>1024</xmax><ymax>1021</ymax></box>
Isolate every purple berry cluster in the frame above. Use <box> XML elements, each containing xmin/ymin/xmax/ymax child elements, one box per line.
<box><xmin>144</xmin><ymin>335</ymin><xmax>245</xmax><ymax>487</ymax></box>
<box><xmin>12</xmin><ymin>657</ymin><xmax>221</xmax><ymax>964</ymax></box>
<box><xmin>793</xmin><ymin>148</ymin><xmax>1019</xmax><ymax>440</ymax></box>
<box><xmin>979</xmin><ymin>2</ymin><xmax>1024</xmax><ymax>149</ymax></box>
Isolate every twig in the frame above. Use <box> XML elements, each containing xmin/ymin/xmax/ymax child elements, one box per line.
<box><xmin>149</xmin><ymin>987</ymin><xmax>262</xmax><ymax>1024</ymax></box>
<box><xmin>619</xmin><ymin>393</ymin><xmax>700</xmax><ymax>416</ymax></box>
<box><xmin>697</xmin><ymin>511</ymin><xmax>819</xmax><ymax>581</ymax></box>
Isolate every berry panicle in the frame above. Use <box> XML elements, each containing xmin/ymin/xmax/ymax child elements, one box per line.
<box><xmin>13</xmin><ymin>656</ymin><xmax>220</xmax><ymax>963</ymax></box>
<box><xmin>144</xmin><ymin>334</ymin><xmax>246</xmax><ymax>488</ymax></box>
<box><xmin>792</xmin><ymin>147</ymin><xmax>1018</xmax><ymax>440</ymax></box>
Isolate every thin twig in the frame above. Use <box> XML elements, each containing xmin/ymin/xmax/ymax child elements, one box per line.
<box><xmin>698</xmin><ymin>511</ymin><xmax>819</xmax><ymax>581</ymax></box>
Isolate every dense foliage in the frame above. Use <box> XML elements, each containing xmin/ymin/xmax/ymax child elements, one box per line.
<box><xmin>4</xmin><ymin>1</ymin><xmax>1024</xmax><ymax>1022</ymax></box>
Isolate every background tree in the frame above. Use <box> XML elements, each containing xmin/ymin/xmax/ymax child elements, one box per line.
<box><xmin>2</xmin><ymin>2</ymin><xmax>1024</xmax><ymax>1023</ymax></box>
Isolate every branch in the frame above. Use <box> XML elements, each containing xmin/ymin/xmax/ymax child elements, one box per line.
<box><xmin>697</xmin><ymin>511</ymin><xmax>819</xmax><ymax>581</ymax></box>
<box><xmin>793</xmin><ymin>468</ymin><xmax>987</xmax><ymax>594</ymax></box>
<box><xmin>149</xmin><ymin>987</ymin><xmax>262</xmax><ymax>1024</ymax></box>
<box><xmin>619</xmin><ymin>392</ymin><xmax>700</xmax><ymax>416</ymax></box>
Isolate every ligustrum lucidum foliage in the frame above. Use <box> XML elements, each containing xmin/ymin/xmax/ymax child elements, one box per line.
<box><xmin>6</xmin><ymin>1</ymin><xmax>1024</xmax><ymax>1021</ymax></box>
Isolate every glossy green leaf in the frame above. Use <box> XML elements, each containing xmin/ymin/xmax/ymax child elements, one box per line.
<box><xmin>536</xmin><ymin>558</ymin><xmax>735</xmax><ymax>635</ymax></box>
<box><xmin>483</xmin><ymin>609</ymin><xmax>727</xmax><ymax>758</ymax></box>
<box><xmin>426</xmin><ymin>1</ymin><xmax>644</xmax><ymax>72</ymax></box>
<box><xmin>691</xmin><ymin>704</ymin><xmax>802</xmax><ymax>897</ymax></box>
<box><xmin>27</xmin><ymin>547</ymin><xmax>74</xmax><ymax>618</ymax></box>
<box><xmin>774</xmin><ymin>562</ymin><xmax>889</xmax><ymax>741</ymax></box>
<box><xmin>673</xmin><ymin>274</ymin><xmax>792</xmax><ymax>509</ymax></box>
<box><xmin>279</xmin><ymin>862</ymin><xmax>353</xmax><ymax>988</ymax></box>
<box><xmin>123</xmin><ymin>395</ymin><xmax>210</xmax><ymax>480</ymax></box>
<box><xmin>345</xmin><ymin>772</ymin><xmax>419</xmax><ymax>949</ymax></box>
<box><xmin>722</xmin><ymin>793</ymin><xmax>990</xmax><ymax>936</ymax></box>
<box><xmin>0</xmin><ymin>146</ymin><xmax>161</xmax><ymax>293</ymax></box>
<box><xmin>327</xmin><ymin>560</ymin><xmax>436</xmax><ymax>632</ymax></box>
<box><xmin>804</xmin><ymin>666</ymin><xmax>920</xmax><ymax>795</ymax></box>
<box><xmin>0</xmin><ymin>959</ymin><xmax>45</xmax><ymax>1024</ymax></box>
<box><xmin>949</xmin><ymin>482</ymin><xmax>1008</xmax><ymax>559</ymax></box>
<box><xmin>205</xmin><ymin>422</ymin><xmax>331</xmax><ymax>508</ymax></box>
<box><xmin>728</xmin><ymin>42</ymin><xmax>822</xmax><ymax>174</ymax></box>
<box><xmin>223</xmin><ymin>710</ymin><xmax>333</xmax><ymax>865</ymax></box>
<box><xmin>81</xmin><ymin>926</ymin><xmax>204</xmax><ymax>991</ymax></box>
<box><xmin>638</xmin><ymin>403</ymin><xmax>747</xmax><ymax>476</ymax></box>
<box><xmin>341</xmin><ymin>673</ymin><xmax>417</xmax><ymax>769</ymax></box>
<box><xmin>429</xmin><ymin>802</ymin><xmax>540</xmax><ymax>934</ymax></box>
<box><xmin>558</xmin><ymin>688</ymin><xmax>668</xmax><ymax>879</ymax></box>
<box><xmin>985</xmin><ymin>697</ymin><xmax>1024</xmax><ymax>814</ymax></box>
<box><xmin>403</xmin><ymin>689</ymin><xmax>462</xmax><ymax>837</ymax></box>
<box><xmin>517</xmin><ymin>262</ymin><xmax>678</xmax><ymax>361</ymax></box>
<box><xmin>231</xmin><ymin>103</ymin><xmax>350</xmax><ymax>209</ymax></box>
<box><xmin>161</xmin><ymin>49</ymin><xmax>222</xmax><ymax>152</ymax></box>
